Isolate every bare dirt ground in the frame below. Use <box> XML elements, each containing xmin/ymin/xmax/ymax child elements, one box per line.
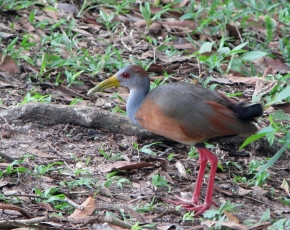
<box><xmin>1</xmin><ymin>1</ymin><xmax>290</xmax><ymax>229</ymax></box>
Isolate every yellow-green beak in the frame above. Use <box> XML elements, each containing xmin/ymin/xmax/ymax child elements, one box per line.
<box><xmin>87</xmin><ymin>74</ymin><xmax>120</xmax><ymax>96</ymax></box>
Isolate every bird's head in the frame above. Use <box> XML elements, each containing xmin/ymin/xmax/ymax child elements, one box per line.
<box><xmin>87</xmin><ymin>65</ymin><xmax>149</xmax><ymax>95</ymax></box>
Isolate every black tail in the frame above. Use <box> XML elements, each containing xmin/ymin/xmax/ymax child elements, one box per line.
<box><xmin>231</xmin><ymin>103</ymin><xmax>263</xmax><ymax>121</ymax></box>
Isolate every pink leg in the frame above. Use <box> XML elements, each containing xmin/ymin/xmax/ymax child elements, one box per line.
<box><xmin>162</xmin><ymin>147</ymin><xmax>218</xmax><ymax>216</ymax></box>
<box><xmin>192</xmin><ymin>148</ymin><xmax>208</xmax><ymax>204</ymax></box>
<box><xmin>203</xmin><ymin>148</ymin><xmax>218</xmax><ymax>206</ymax></box>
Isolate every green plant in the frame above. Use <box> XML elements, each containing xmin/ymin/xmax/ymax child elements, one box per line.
<box><xmin>133</xmin><ymin>142</ymin><xmax>161</xmax><ymax>156</ymax></box>
<box><xmin>99</xmin><ymin>10</ymin><xmax>118</xmax><ymax>32</ymax></box>
<box><xmin>182</xmin><ymin>211</ymin><xmax>195</xmax><ymax>222</ymax></box>
<box><xmin>69</xmin><ymin>97</ymin><xmax>83</xmax><ymax>105</ymax></box>
<box><xmin>111</xmin><ymin>105</ymin><xmax>127</xmax><ymax>115</ymax></box>
<box><xmin>233</xmin><ymin>175</ymin><xmax>249</xmax><ymax>184</ymax></box>
<box><xmin>99</xmin><ymin>149</ymin><xmax>123</xmax><ymax>161</ymax></box>
<box><xmin>151</xmin><ymin>174</ymin><xmax>169</xmax><ymax>190</ymax></box>
<box><xmin>241</xmin><ymin>110</ymin><xmax>290</xmax><ymax>181</ymax></box>
<box><xmin>34</xmin><ymin>162</ymin><xmax>63</xmax><ymax>175</ymax></box>
<box><xmin>1</xmin><ymin>0</ymin><xmax>39</xmax><ymax>10</ymax></box>
<box><xmin>203</xmin><ymin>200</ymin><xmax>242</xmax><ymax>228</ymax></box>
<box><xmin>194</xmin><ymin>40</ymin><xmax>267</xmax><ymax>74</ymax></box>
<box><xmin>60</xmin><ymin>178</ymin><xmax>98</xmax><ymax>190</ymax></box>
<box><xmin>232</xmin><ymin>159</ymin><xmax>270</xmax><ymax>186</ymax></box>
<box><xmin>140</xmin><ymin>2</ymin><xmax>171</xmax><ymax>33</ymax></box>
<box><xmin>1</xmin><ymin>38</ymin><xmax>19</xmax><ymax>62</ymax></box>
<box><xmin>65</xmin><ymin>70</ymin><xmax>84</xmax><ymax>88</ymax></box>
<box><xmin>244</xmin><ymin>209</ymin><xmax>272</xmax><ymax>227</ymax></box>
<box><xmin>167</xmin><ymin>153</ymin><xmax>174</xmax><ymax>161</ymax></box>
<box><xmin>188</xmin><ymin>146</ymin><xmax>198</xmax><ymax>158</ymax></box>
<box><xmin>104</xmin><ymin>176</ymin><xmax>131</xmax><ymax>189</ymax></box>
<box><xmin>73</xmin><ymin>169</ymin><xmax>91</xmax><ymax>176</ymax></box>
<box><xmin>0</xmin><ymin>193</ymin><xmax>8</xmax><ymax>202</ymax></box>
<box><xmin>1</xmin><ymin>159</ymin><xmax>30</xmax><ymax>177</ymax></box>
<box><xmin>269</xmin><ymin>218</ymin><xmax>290</xmax><ymax>230</ymax></box>
<box><xmin>279</xmin><ymin>197</ymin><xmax>290</xmax><ymax>206</ymax></box>
<box><xmin>150</xmin><ymin>71</ymin><xmax>172</xmax><ymax>90</ymax></box>
<box><xmin>248</xmin><ymin>159</ymin><xmax>271</xmax><ymax>186</ymax></box>
<box><xmin>21</xmin><ymin>91</ymin><xmax>51</xmax><ymax>104</ymax></box>
<box><xmin>131</xmin><ymin>221</ymin><xmax>141</xmax><ymax>230</ymax></box>
<box><xmin>264</xmin><ymin>15</ymin><xmax>276</xmax><ymax>47</ymax></box>
<box><xmin>135</xmin><ymin>197</ymin><xmax>155</xmax><ymax>213</ymax></box>
<box><xmin>140</xmin><ymin>2</ymin><xmax>153</xmax><ymax>33</ymax></box>
<box><xmin>33</xmin><ymin>187</ymin><xmax>72</xmax><ymax>211</ymax></box>
<box><xmin>85</xmin><ymin>156</ymin><xmax>91</xmax><ymax>166</ymax></box>
<box><xmin>225</xmin><ymin>161</ymin><xmax>243</xmax><ymax>171</ymax></box>
<box><xmin>279</xmin><ymin>38</ymin><xmax>290</xmax><ymax>62</ymax></box>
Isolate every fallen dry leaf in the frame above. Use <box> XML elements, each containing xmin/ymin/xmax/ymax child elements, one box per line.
<box><xmin>252</xmin><ymin>186</ymin><xmax>268</xmax><ymax>198</ymax></box>
<box><xmin>263</xmin><ymin>56</ymin><xmax>290</xmax><ymax>74</ymax></box>
<box><xmin>237</xmin><ymin>187</ymin><xmax>252</xmax><ymax>196</ymax></box>
<box><xmin>156</xmin><ymin>51</ymin><xmax>189</xmax><ymax>63</ymax></box>
<box><xmin>163</xmin><ymin>19</ymin><xmax>196</xmax><ymax>30</ymax></box>
<box><xmin>202</xmin><ymin>220</ymin><xmax>247</xmax><ymax>230</ymax></box>
<box><xmin>56</xmin><ymin>3</ymin><xmax>78</xmax><ymax>14</ymax></box>
<box><xmin>20</xmin><ymin>18</ymin><xmax>35</xmax><ymax>32</ymax></box>
<box><xmin>253</xmin><ymin>79</ymin><xmax>277</xmax><ymax>99</ymax></box>
<box><xmin>0</xmin><ymin>31</ymin><xmax>14</xmax><ymax>39</ymax></box>
<box><xmin>0</xmin><ymin>54</ymin><xmax>20</xmax><ymax>73</ymax></box>
<box><xmin>44</xmin><ymin>9</ymin><xmax>58</xmax><ymax>20</ymax></box>
<box><xmin>224</xmin><ymin>211</ymin><xmax>239</xmax><ymax>224</ymax></box>
<box><xmin>69</xmin><ymin>196</ymin><xmax>96</xmax><ymax>219</ymax></box>
<box><xmin>101</xmin><ymin>161</ymin><xmax>156</xmax><ymax>173</ymax></box>
<box><xmin>24</xmin><ymin>147</ymin><xmax>55</xmax><ymax>158</ymax></box>
<box><xmin>0</xmin><ymin>80</ymin><xmax>16</xmax><ymax>88</ymax></box>
<box><xmin>274</xmin><ymin>103</ymin><xmax>290</xmax><ymax>114</ymax></box>
<box><xmin>281</xmin><ymin>178</ymin><xmax>290</xmax><ymax>194</ymax></box>
<box><xmin>159</xmin><ymin>170</ymin><xmax>175</xmax><ymax>184</ymax></box>
<box><xmin>226</xmin><ymin>22</ymin><xmax>242</xmax><ymax>40</ymax></box>
<box><xmin>216</xmin><ymin>187</ymin><xmax>234</xmax><ymax>196</ymax></box>
<box><xmin>224</xmin><ymin>74</ymin><xmax>265</xmax><ymax>86</ymax></box>
<box><xmin>96</xmin><ymin>194</ymin><xmax>112</xmax><ymax>203</ymax></box>
<box><xmin>81</xmin><ymin>17</ymin><xmax>103</xmax><ymax>27</ymax></box>
<box><xmin>175</xmin><ymin>160</ymin><xmax>187</xmax><ymax>179</ymax></box>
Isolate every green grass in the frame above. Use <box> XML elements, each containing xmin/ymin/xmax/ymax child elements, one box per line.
<box><xmin>0</xmin><ymin>0</ymin><xmax>290</xmax><ymax>228</ymax></box>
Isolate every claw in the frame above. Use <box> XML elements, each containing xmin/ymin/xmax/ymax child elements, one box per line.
<box><xmin>162</xmin><ymin>197</ymin><xmax>212</xmax><ymax>216</ymax></box>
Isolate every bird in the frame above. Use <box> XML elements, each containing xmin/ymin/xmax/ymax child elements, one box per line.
<box><xmin>88</xmin><ymin>65</ymin><xmax>263</xmax><ymax>215</ymax></box>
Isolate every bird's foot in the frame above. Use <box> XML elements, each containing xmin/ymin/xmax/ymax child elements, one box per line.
<box><xmin>162</xmin><ymin>196</ymin><xmax>211</xmax><ymax>216</ymax></box>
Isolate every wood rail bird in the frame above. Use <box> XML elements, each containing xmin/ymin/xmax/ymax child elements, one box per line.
<box><xmin>88</xmin><ymin>65</ymin><xmax>263</xmax><ymax>215</ymax></box>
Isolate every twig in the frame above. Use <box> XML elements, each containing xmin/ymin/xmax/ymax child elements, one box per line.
<box><xmin>3</xmin><ymin>194</ymin><xmax>44</xmax><ymax>199</ymax></box>
<box><xmin>244</xmin><ymin>195</ymin><xmax>273</xmax><ymax>206</ymax></box>
<box><xmin>151</xmin><ymin>208</ymin><xmax>181</xmax><ymax>221</ymax></box>
<box><xmin>0</xmin><ymin>152</ymin><xmax>15</xmax><ymax>162</ymax></box>
<box><xmin>48</xmin><ymin>143</ymin><xmax>64</xmax><ymax>158</ymax></box>
<box><xmin>64</xmin><ymin>197</ymin><xmax>84</xmax><ymax>210</ymax></box>
<box><xmin>3</xmin><ymin>194</ymin><xmax>83</xmax><ymax>210</ymax></box>
<box><xmin>68</xmin><ymin>214</ymin><xmax>133</xmax><ymax>229</ymax></box>
<box><xmin>0</xmin><ymin>115</ymin><xmax>12</xmax><ymax>128</ymax></box>
<box><xmin>0</xmin><ymin>204</ymin><xmax>32</xmax><ymax>219</ymax></box>
<box><xmin>0</xmin><ymin>217</ymin><xmax>49</xmax><ymax>229</ymax></box>
<box><xmin>233</xmin><ymin>22</ymin><xmax>243</xmax><ymax>43</ymax></box>
<box><xmin>197</xmin><ymin>58</ymin><xmax>201</xmax><ymax>78</ymax></box>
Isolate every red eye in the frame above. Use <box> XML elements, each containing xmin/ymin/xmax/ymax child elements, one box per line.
<box><xmin>122</xmin><ymin>72</ymin><xmax>130</xmax><ymax>78</ymax></box>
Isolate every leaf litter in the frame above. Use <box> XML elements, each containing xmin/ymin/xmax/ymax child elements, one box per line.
<box><xmin>0</xmin><ymin>0</ymin><xmax>290</xmax><ymax>229</ymax></box>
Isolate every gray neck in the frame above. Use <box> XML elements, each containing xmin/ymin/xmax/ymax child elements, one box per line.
<box><xmin>127</xmin><ymin>87</ymin><xmax>149</xmax><ymax>127</ymax></box>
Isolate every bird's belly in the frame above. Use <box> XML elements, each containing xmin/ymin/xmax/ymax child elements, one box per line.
<box><xmin>135</xmin><ymin>99</ymin><xmax>205</xmax><ymax>145</ymax></box>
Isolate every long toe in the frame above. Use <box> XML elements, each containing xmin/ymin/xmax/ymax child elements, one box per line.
<box><xmin>184</xmin><ymin>203</ymin><xmax>211</xmax><ymax>215</ymax></box>
<box><xmin>162</xmin><ymin>197</ymin><xmax>212</xmax><ymax>216</ymax></box>
<box><xmin>162</xmin><ymin>198</ymin><xmax>191</xmax><ymax>206</ymax></box>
